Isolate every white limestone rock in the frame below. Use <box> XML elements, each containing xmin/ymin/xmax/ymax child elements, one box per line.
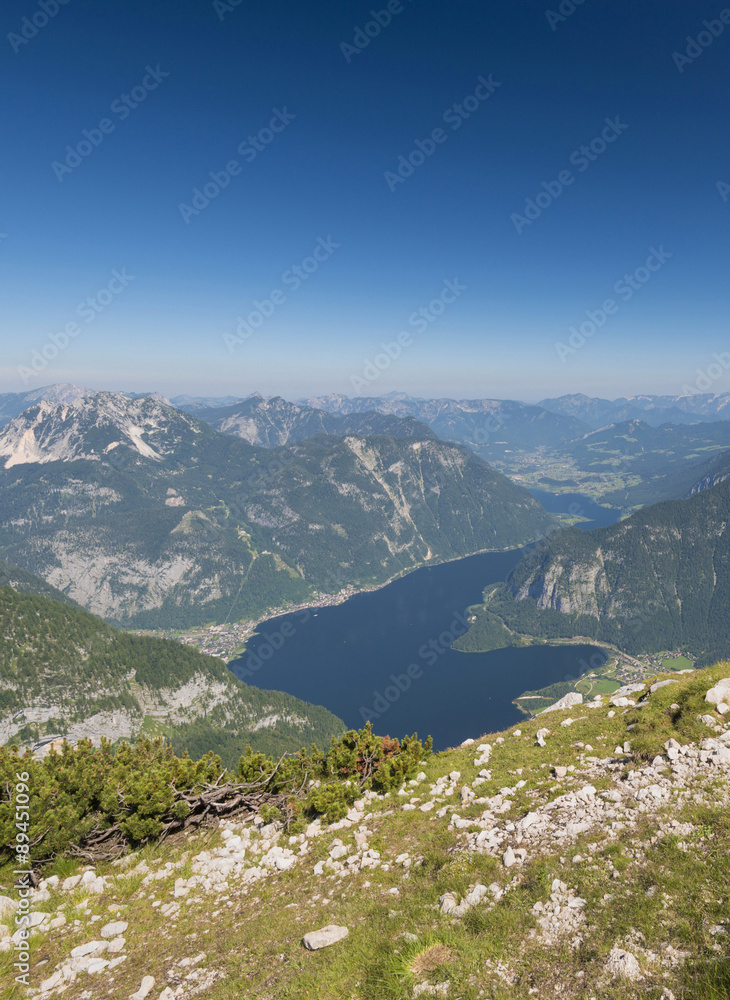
<box><xmin>706</xmin><ymin>678</ymin><xmax>730</xmax><ymax>705</ymax></box>
<box><xmin>650</xmin><ymin>679</ymin><xmax>678</xmax><ymax>693</ymax></box>
<box><xmin>302</xmin><ymin>924</ymin><xmax>349</xmax><ymax>950</ymax></box>
<box><xmin>130</xmin><ymin>976</ymin><xmax>155</xmax><ymax>1000</ymax></box>
<box><xmin>606</xmin><ymin>946</ymin><xmax>642</xmax><ymax>980</ymax></box>
<box><xmin>101</xmin><ymin>920</ymin><xmax>128</xmax><ymax>938</ymax></box>
<box><xmin>542</xmin><ymin>692</ymin><xmax>582</xmax><ymax>714</ymax></box>
<box><xmin>438</xmin><ymin>892</ymin><xmax>458</xmax><ymax>914</ymax></box>
<box><xmin>39</xmin><ymin>969</ymin><xmax>65</xmax><ymax>992</ymax></box>
<box><xmin>70</xmin><ymin>940</ymin><xmax>108</xmax><ymax>959</ymax></box>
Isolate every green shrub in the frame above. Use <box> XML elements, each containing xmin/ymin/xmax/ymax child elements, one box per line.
<box><xmin>0</xmin><ymin>724</ymin><xmax>432</xmax><ymax>866</ymax></box>
<box><xmin>0</xmin><ymin>738</ymin><xmax>222</xmax><ymax>865</ymax></box>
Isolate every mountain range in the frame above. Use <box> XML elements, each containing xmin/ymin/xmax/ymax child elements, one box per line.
<box><xmin>301</xmin><ymin>392</ymin><xmax>588</xmax><ymax>462</ymax></box>
<box><xmin>0</xmin><ymin>383</ymin><xmax>94</xmax><ymax>427</ymax></box>
<box><xmin>0</xmin><ymin>391</ymin><xmax>554</xmax><ymax>629</ymax></box>
<box><xmin>3</xmin><ymin>382</ymin><xmax>730</xmax><ymax>662</ymax></box>
<box><xmin>181</xmin><ymin>394</ymin><xmax>437</xmax><ymax>447</ymax></box>
<box><xmin>539</xmin><ymin>391</ymin><xmax>730</xmax><ymax>428</ymax></box>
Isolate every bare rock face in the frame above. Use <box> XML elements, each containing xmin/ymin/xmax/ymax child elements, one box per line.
<box><xmin>302</xmin><ymin>925</ymin><xmax>349</xmax><ymax>950</ymax></box>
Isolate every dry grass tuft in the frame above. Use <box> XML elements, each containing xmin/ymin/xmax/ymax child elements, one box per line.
<box><xmin>410</xmin><ymin>943</ymin><xmax>455</xmax><ymax>979</ymax></box>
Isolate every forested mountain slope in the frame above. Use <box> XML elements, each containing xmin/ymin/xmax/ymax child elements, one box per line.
<box><xmin>0</xmin><ymin>583</ymin><xmax>343</xmax><ymax>763</ymax></box>
<box><xmin>461</xmin><ymin>478</ymin><xmax>730</xmax><ymax>664</ymax></box>
<box><xmin>563</xmin><ymin>419</ymin><xmax>730</xmax><ymax>507</ymax></box>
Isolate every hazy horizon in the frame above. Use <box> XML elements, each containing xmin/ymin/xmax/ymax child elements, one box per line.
<box><xmin>3</xmin><ymin>379</ymin><xmax>730</xmax><ymax>409</ymax></box>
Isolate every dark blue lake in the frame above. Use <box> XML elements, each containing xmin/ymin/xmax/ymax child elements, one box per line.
<box><xmin>228</xmin><ymin>543</ymin><xmax>611</xmax><ymax>750</ymax></box>
<box><xmin>528</xmin><ymin>489</ymin><xmax>621</xmax><ymax>530</ymax></box>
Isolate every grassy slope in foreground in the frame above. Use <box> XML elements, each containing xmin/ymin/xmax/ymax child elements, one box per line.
<box><xmin>0</xmin><ymin>585</ymin><xmax>344</xmax><ymax>764</ymax></box>
<box><xmin>2</xmin><ymin>663</ymin><xmax>730</xmax><ymax>998</ymax></box>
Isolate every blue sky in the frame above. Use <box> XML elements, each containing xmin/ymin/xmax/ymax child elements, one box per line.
<box><xmin>1</xmin><ymin>0</ymin><xmax>728</xmax><ymax>401</ymax></box>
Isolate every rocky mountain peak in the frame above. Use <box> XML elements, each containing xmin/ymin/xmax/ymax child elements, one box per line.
<box><xmin>0</xmin><ymin>391</ymin><xmax>199</xmax><ymax>468</ymax></box>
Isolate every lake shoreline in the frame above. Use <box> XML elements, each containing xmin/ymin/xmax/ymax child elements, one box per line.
<box><xmin>135</xmin><ymin>536</ymin><xmax>543</xmax><ymax>661</ymax></box>
<box><xmin>240</xmin><ymin>537</ymin><xmax>540</xmax><ymax>647</ymax></box>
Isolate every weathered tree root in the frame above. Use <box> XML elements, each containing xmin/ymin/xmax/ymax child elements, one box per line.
<box><xmin>66</xmin><ymin>779</ymin><xmax>294</xmax><ymax>863</ymax></box>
